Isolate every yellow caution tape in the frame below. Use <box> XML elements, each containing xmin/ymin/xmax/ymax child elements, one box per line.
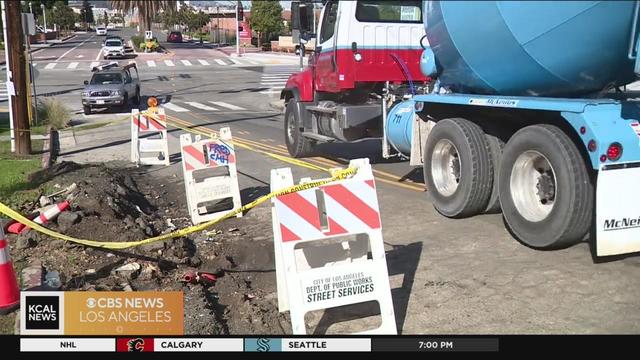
<box><xmin>0</xmin><ymin>167</ymin><xmax>357</xmax><ymax>249</ymax></box>
<box><xmin>163</xmin><ymin>115</ymin><xmax>330</xmax><ymax>173</ymax></box>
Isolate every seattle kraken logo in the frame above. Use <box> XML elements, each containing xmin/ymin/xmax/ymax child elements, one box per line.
<box><xmin>256</xmin><ymin>338</ymin><xmax>271</xmax><ymax>352</ymax></box>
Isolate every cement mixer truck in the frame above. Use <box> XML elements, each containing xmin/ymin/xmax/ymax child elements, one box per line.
<box><xmin>282</xmin><ymin>0</ymin><xmax>640</xmax><ymax>257</ymax></box>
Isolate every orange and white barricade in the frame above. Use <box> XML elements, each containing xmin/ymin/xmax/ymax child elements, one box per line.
<box><xmin>270</xmin><ymin>158</ymin><xmax>396</xmax><ymax>335</ymax></box>
<box><xmin>130</xmin><ymin>108</ymin><xmax>170</xmax><ymax>166</ymax></box>
<box><xmin>180</xmin><ymin>127</ymin><xmax>242</xmax><ymax>225</ymax></box>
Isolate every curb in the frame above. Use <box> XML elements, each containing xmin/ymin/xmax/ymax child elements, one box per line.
<box><xmin>269</xmin><ymin>99</ymin><xmax>285</xmax><ymax>112</ymax></box>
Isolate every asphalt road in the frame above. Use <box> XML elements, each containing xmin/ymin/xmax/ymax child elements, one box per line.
<box><xmin>11</xmin><ymin>31</ymin><xmax>640</xmax><ymax>334</ymax></box>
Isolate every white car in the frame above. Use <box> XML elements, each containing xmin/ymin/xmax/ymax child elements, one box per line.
<box><xmin>96</xmin><ymin>27</ymin><xmax>107</xmax><ymax>36</ymax></box>
<box><xmin>103</xmin><ymin>38</ymin><xmax>125</xmax><ymax>59</ymax></box>
<box><xmin>107</xmin><ymin>24</ymin><xmax>115</xmax><ymax>30</ymax></box>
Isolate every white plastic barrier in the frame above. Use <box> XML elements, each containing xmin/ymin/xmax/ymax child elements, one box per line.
<box><xmin>270</xmin><ymin>158</ymin><xmax>396</xmax><ymax>335</ymax></box>
<box><xmin>180</xmin><ymin>127</ymin><xmax>242</xmax><ymax>225</ymax></box>
<box><xmin>130</xmin><ymin>108</ymin><xmax>170</xmax><ymax>166</ymax></box>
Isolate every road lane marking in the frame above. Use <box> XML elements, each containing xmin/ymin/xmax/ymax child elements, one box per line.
<box><xmin>44</xmin><ymin>63</ymin><xmax>56</xmax><ymax>69</ymax></box>
<box><xmin>56</xmin><ymin>34</ymin><xmax>95</xmax><ymax>62</ymax></box>
<box><xmin>76</xmin><ymin>55</ymin><xmax>84</xmax><ymax>58</ymax></box>
<box><xmin>163</xmin><ymin>102</ymin><xmax>189</xmax><ymax>112</ymax></box>
<box><xmin>181</xmin><ymin>59</ymin><xmax>192</xmax><ymax>66</ymax></box>
<box><xmin>197</xmin><ymin>59</ymin><xmax>209</xmax><ymax>66</ymax></box>
<box><xmin>185</xmin><ymin>102</ymin><xmax>218</xmax><ymax>111</ymax></box>
<box><xmin>89</xmin><ymin>62</ymin><xmax>99</xmax><ymax>69</ymax></box>
<box><xmin>246</xmin><ymin>59</ymin><xmax>260</xmax><ymax>65</ymax></box>
<box><xmin>259</xmin><ymin>90</ymin><xmax>282</xmax><ymax>94</ymax></box>
<box><xmin>95</xmin><ymin>48</ymin><xmax>102</xmax><ymax>61</ymax></box>
<box><xmin>214</xmin><ymin>59</ymin><xmax>227</xmax><ymax>66</ymax></box>
<box><xmin>164</xmin><ymin>60</ymin><xmax>175</xmax><ymax>67</ymax></box>
<box><xmin>147</xmin><ymin>60</ymin><xmax>156</xmax><ymax>67</ymax></box>
<box><xmin>228</xmin><ymin>57</ymin><xmax>242</xmax><ymax>65</ymax></box>
<box><xmin>209</xmin><ymin>102</ymin><xmax>245</xmax><ymax>110</ymax></box>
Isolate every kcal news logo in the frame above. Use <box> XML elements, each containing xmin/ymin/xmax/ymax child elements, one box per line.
<box><xmin>21</xmin><ymin>291</ymin><xmax>65</xmax><ymax>335</ymax></box>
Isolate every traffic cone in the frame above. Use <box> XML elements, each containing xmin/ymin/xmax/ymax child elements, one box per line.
<box><xmin>6</xmin><ymin>200</ymin><xmax>70</xmax><ymax>235</ymax></box>
<box><xmin>0</xmin><ymin>226</ymin><xmax>20</xmax><ymax>315</ymax></box>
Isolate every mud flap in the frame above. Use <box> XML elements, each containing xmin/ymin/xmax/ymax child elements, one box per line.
<box><xmin>596</xmin><ymin>162</ymin><xmax>640</xmax><ymax>256</ymax></box>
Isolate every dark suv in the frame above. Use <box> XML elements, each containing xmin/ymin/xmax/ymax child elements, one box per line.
<box><xmin>81</xmin><ymin>63</ymin><xmax>141</xmax><ymax>115</ymax></box>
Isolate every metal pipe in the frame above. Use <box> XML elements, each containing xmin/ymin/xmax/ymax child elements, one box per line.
<box><xmin>1</xmin><ymin>0</ymin><xmax>15</xmax><ymax>152</ymax></box>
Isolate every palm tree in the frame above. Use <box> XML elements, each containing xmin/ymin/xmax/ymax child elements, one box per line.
<box><xmin>110</xmin><ymin>0</ymin><xmax>176</xmax><ymax>33</ymax></box>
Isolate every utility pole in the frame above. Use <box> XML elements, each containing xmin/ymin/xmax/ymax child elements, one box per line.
<box><xmin>235</xmin><ymin>2</ymin><xmax>239</xmax><ymax>56</ymax></box>
<box><xmin>6</xmin><ymin>0</ymin><xmax>31</xmax><ymax>155</ymax></box>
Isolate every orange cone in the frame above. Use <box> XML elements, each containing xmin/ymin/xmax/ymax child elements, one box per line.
<box><xmin>0</xmin><ymin>226</ymin><xmax>19</xmax><ymax>314</ymax></box>
<box><xmin>6</xmin><ymin>200</ymin><xmax>70</xmax><ymax>235</ymax></box>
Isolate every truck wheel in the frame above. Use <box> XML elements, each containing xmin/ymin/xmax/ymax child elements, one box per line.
<box><xmin>498</xmin><ymin>124</ymin><xmax>593</xmax><ymax>248</ymax></box>
<box><xmin>83</xmin><ymin>106</ymin><xmax>91</xmax><ymax>115</ymax></box>
<box><xmin>285</xmin><ymin>98</ymin><xmax>314</xmax><ymax>158</ymax></box>
<box><xmin>423</xmin><ymin>118</ymin><xmax>493</xmax><ymax>218</ymax></box>
<box><xmin>484</xmin><ymin>134</ymin><xmax>504</xmax><ymax>213</ymax></box>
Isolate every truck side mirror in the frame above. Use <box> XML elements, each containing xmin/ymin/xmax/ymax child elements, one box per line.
<box><xmin>84</xmin><ymin>80</ymin><xmax>89</xmax><ymax>85</ymax></box>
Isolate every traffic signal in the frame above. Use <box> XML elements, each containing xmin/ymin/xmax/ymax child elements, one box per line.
<box><xmin>237</xmin><ymin>1</ymin><xmax>244</xmax><ymax>21</ymax></box>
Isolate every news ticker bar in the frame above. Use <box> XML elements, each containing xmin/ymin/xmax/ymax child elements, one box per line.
<box><xmin>19</xmin><ymin>337</ymin><xmax>499</xmax><ymax>352</ymax></box>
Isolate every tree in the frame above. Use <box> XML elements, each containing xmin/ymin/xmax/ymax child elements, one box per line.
<box><xmin>248</xmin><ymin>0</ymin><xmax>284</xmax><ymax>49</ymax></box>
<box><xmin>110</xmin><ymin>0</ymin><xmax>176</xmax><ymax>33</ymax></box>
<box><xmin>80</xmin><ymin>0</ymin><xmax>94</xmax><ymax>30</ymax></box>
<box><xmin>103</xmin><ymin>11</ymin><xmax>108</xmax><ymax>26</ymax></box>
<box><xmin>49</xmin><ymin>1</ymin><xmax>76</xmax><ymax>31</ymax></box>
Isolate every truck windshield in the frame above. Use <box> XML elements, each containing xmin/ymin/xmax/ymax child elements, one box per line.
<box><xmin>356</xmin><ymin>0</ymin><xmax>422</xmax><ymax>23</ymax></box>
<box><xmin>90</xmin><ymin>73</ymin><xmax>123</xmax><ymax>85</ymax></box>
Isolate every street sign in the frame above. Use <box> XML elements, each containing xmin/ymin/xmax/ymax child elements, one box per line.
<box><xmin>21</xmin><ymin>13</ymin><xmax>35</xmax><ymax>36</ymax></box>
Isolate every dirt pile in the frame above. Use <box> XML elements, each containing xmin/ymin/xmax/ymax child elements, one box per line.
<box><xmin>6</xmin><ymin>161</ymin><xmax>289</xmax><ymax>335</ymax></box>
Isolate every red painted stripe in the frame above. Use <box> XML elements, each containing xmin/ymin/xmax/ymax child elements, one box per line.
<box><xmin>280</xmin><ymin>223</ymin><xmax>300</xmax><ymax>242</ymax></box>
<box><xmin>365</xmin><ymin>179</ymin><xmax>375</xmax><ymax>189</ymax></box>
<box><xmin>183</xmin><ymin>145</ymin><xmax>206</xmax><ymax>165</ymax></box>
<box><xmin>228</xmin><ymin>153</ymin><xmax>236</xmax><ymax>164</ymax></box>
<box><xmin>134</xmin><ymin>116</ymin><xmax>148</xmax><ymax>131</ymax></box>
<box><xmin>323</xmin><ymin>184</ymin><xmax>381</xmax><ymax>229</ymax></box>
<box><xmin>185</xmin><ymin>162</ymin><xmax>195</xmax><ymax>171</ymax></box>
<box><xmin>0</xmin><ymin>240</ymin><xmax>6</xmax><ymax>250</ymax></box>
<box><xmin>325</xmin><ymin>217</ymin><xmax>347</xmax><ymax>236</ymax></box>
<box><xmin>277</xmin><ymin>193</ymin><xmax>321</xmax><ymax>230</ymax></box>
<box><xmin>148</xmin><ymin>118</ymin><xmax>166</xmax><ymax>131</ymax></box>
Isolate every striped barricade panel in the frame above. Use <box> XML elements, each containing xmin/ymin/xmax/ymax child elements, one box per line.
<box><xmin>180</xmin><ymin>128</ymin><xmax>242</xmax><ymax>225</ymax></box>
<box><xmin>130</xmin><ymin>108</ymin><xmax>170</xmax><ymax>166</ymax></box>
<box><xmin>270</xmin><ymin>158</ymin><xmax>397</xmax><ymax>335</ymax></box>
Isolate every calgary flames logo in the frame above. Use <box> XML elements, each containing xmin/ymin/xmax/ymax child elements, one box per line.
<box><xmin>127</xmin><ymin>338</ymin><xmax>145</xmax><ymax>352</ymax></box>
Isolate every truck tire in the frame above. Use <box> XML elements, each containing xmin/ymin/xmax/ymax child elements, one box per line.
<box><xmin>423</xmin><ymin>118</ymin><xmax>493</xmax><ymax>218</ymax></box>
<box><xmin>498</xmin><ymin>124</ymin><xmax>593</xmax><ymax>248</ymax></box>
<box><xmin>284</xmin><ymin>98</ymin><xmax>314</xmax><ymax>158</ymax></box>
<box><xmin>135</xmin><ymin>88</ymin><xmax>141</xmax><ymax>105</ymax></box>
<box><xmin>484</xmin><ymin>134</ymin><xmax>504</xmax><ymax>213</ymax></box>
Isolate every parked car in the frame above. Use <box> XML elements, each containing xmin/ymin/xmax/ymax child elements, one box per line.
<box><xmin>167</xmin><ymin>31</ymin><xmax>182</xmax><ymax>43</ymax></box>
<box><xmin>102</xmin><ymin>38</ymin><xmax>125</xmax><ymax>59</ymax></box>
<box><xmin>96</xmin><ymin>26</ymin><xmax>107</xmax><ymax>35</ymax></box>
<box><xmin>82</xmin><ymin>63</ymin><xmax>140</xmax><ymax>115</ymax></box>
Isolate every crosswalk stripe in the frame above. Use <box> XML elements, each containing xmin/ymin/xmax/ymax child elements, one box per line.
<box><xmin>265</xmin><ymin>85</ymin><xmax>285</xmax><ymax>89</ymax></box>
<box><xmin>228</xmin><ymin>57</ymin><xmax>242</xmax><ymax>65</ymax></box>
<box><xmin>44</xmin><ymin>63</ymin><xmax>56</xmax><ymax>69</ymax></box>
<box><xmin>209</xmin><ymin>101</ymin><xmax>246</xmax><ymax>111</ymax></box>
<box><xmin>181</xmin><ymin>59</ymin><xmax>192</xmax><ymax>66</ymax></box>
<box><xmin>147</xmin><ymin>60</ymin><xmax>156</xmax><ymax>67</ymax></box>
<box><xmin>197</xmin><ymin>59</ymin><xmax>209</xmax><ymax>66</ymax></box>
<box><xmin>67</xmin><ymin>62</ymin><xmax>79</xmax><ymax>69</ymax></box>
<box><xmin>90</xmin><ymin>62</ymin><xmax>99</xmax><ymax>69</ymax></box>
<box><xmin>164</xmin><ymin>60</ymin><xmax>175</xmax><ymax>67</ymax></box>
<box><xmin>245</xmin><ymin>59</ymin><xmax>260</xmax><ymax>65</ymax></box>
<box><xmin>261</xmin><ymin>82</ymin><xmax>287</xmax><ymax>85</ymax></box>
<box><xmin>163</xmin><ymin>102</ymin><xmax>190</xmax><ymax>112</ymax></box>
<box><xmin>259</xmin><ymin>90</ymin><xmax>282</xmax><ymax>94</ymax></box>
<box><xmin>214</xmin><ymin>59</ymin><xmax>227</xmax><ymax>66</ymax></box>
<box><xmin>185</xmin><ymin>101</ymin><xmax>218</xmax><ymax>111</ymax></box>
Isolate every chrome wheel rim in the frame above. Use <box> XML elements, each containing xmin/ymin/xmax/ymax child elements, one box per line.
<box><xmin>286</xmin><ymin>112</ymin><xmax>296</xmax><ymax>145</ymax></box>
<box><xmin>510</xmin><ymin>150</ymin><xmax>556</xmax><ymax>222</ymax></box>
<box><xmin>431</xmin><ymin>139</ymin><xmax>461</xmax><ymax>196</ymax></box>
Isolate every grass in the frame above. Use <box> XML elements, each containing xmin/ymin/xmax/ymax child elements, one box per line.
<box><xmin>0</xmin><ymin>112</ymin><xmax>48</xmax><ymax>136</ymax></box>
<box><xmin>0</xmin><ymin>139</ymin><xmax>46</xmax><ymax>209</ymax></box>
